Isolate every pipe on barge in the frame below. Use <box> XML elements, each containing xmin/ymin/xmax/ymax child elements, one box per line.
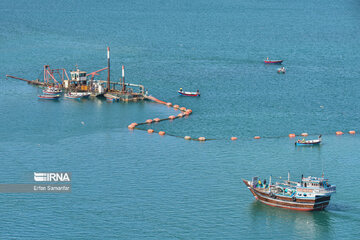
<box><xmin>6</xmin><ymin>75</ymin><xmax>44</xmax><ymax>86</ymax></box>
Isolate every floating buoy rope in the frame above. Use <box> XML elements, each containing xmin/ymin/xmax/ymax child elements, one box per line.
<box><xmin>130</xmin><ymin>96</ymin><xmax>357</xmax><ymax>142</ymax></box>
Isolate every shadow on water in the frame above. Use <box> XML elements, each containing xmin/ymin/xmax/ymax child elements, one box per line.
<box><xmin>249</xmin><ymin>201</ymin><xmax>333</xmax><ymax>239</ymax></box>
<box><xmin>326</xmin><ymin>202</ymin><xmax>352</xmax><ymax>212</ymax></box>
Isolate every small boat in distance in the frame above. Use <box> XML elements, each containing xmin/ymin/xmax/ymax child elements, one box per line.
<box><xmin>243</xmin><ymin>172</ymin><xmax>336</xmax><ymax>211</ymax></box>
<box><xmin>178</xmin><ymin>88</ymin><xmax>200</xmax><ymax>97</ymax></box>
<box><xmin>277</xmin><ymin>67</ymin><xmax>286</xmax><ymax>74</ymax></box>
<box><xmin>295</xmin><ymin>135</ymin><xmax>322</xmax><ymax>146</ymax></box>
<box><xmin>264</xmin><ymin>57</ymin><xmax>283</xmax><ymax>64</ymax></box>
<box><xmin>38</xmin><ymin>94</ymin><xmax>61</xmax><ymax>100</ymax></box>
<box><xmin>65</xmin><ymin>92</ymin><xmax>91</xmax><ymax>99</ymax></box>
<box><xmin>43</xmin><ymin>87</ymin><xmax>62</xmax><ymax>94</ymax></box>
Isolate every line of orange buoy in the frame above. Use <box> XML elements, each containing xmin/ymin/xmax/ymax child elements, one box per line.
<box><xmin>134</xmin><ymin>124</ymin><xmax>357</xmax><ymax>142</ymax></box>
<box><xmin>129</xmin><ymin>96</ymin><xmax>203</xmax><ymax>139</ymax></box>
<box><xmin>132</xmin><ymin>97</ymin><xmax>357</xmax><ymax>142</ymax></box>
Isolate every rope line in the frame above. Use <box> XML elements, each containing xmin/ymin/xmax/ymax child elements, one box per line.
<box><xmin>129</xmin><ymin>96</ymin><xmax>357</xmax><ymax>142</ymax></box>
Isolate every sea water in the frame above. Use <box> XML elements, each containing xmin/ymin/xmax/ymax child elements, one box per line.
<box><xmin>0</xmin><ymin>0</ymin><xmax>359</xmax><ymax>239</ymax></box>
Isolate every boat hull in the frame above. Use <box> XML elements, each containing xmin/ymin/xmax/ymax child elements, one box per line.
<box><xmin>243</xmin><ymin>179</ymin><xmax>330</xmax><ymax>211</ymax></box>
<box><xmin>65</xmin><ymin>96</ymin><xmax>81</xmax><ymax>99</ymax></box>
<box><xmin>65</xmin><ymin>93</ymin><xmax>90</xmax><ymax>99</ymax></box>
<box><xmin>38</xmin><ymin>94</ymin><xmax>60</xmax><ymax>99</ymax></box>
<box><xmin>264</xmin><ymin>60</ymin><xmax>283</xmax><ymax>64</ymax></box>
<box><xmin>295</xmin><ymin>140</ymin><xmax>321</xmax><ymax>146</ymax></box>
<box><xmin>178</xmin><ymin>91</ymin><xmax>200</xmax><ymax>97</ymax></box>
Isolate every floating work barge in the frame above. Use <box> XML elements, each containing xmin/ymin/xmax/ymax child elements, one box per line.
<box><xmin>6</xmin><ymin>47</ymin><xmax>147</xmax><ymax>102</ymax></box>
<box><xmin>104</xmin><ymin>66</ymin><xmax>145</xmax><ymax>101</ymax></box>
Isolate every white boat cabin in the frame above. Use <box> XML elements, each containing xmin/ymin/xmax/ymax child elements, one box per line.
<box><xmin>63</xmin><ymin>69</ymin><xmax>88</xmax><ymax>91</ymax></box>
<box><xmin>295</xmin><ymin>176</ymin><xmax>336</xmax><ymax>198</ymax></box>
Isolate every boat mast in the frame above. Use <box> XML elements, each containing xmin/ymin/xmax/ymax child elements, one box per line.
<box><xmin>122</xmin><ymin>65</ymin><xmax>125</xmax><ymax>92</ymax></box>
<box><xmin>288</xmin><ymin>171</ymin><xmax>290</xmax><ymax>183</ymax></box>
<box><xmin>269</xmin><ymin>175</ymin><xmax>272</xmax><ymax>190</ymax></box>
<box><xmin>107</xmin><ymin>47</ymin><xmax>110</xmax><ymax>91</ymax></box>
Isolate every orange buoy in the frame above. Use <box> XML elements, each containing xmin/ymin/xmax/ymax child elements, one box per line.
<box><xmin>166</xmin><ymin>102</ymin><xmax>172</xmax><ymax>107</ymax></box>
<box><xmin>184</xmin><ymin>111</ymin><xmax>190</xmax><ymax>116</ymax></box>
<box><xmin>147</xmin><ymin>129</ymin><xmax>154</xmax><ymax>133</ymax></box>
<box><xmin>173</xmin><ymin>105</ymin><xmax>179</xmax><ymax>109</ymax></box>
<box><xmin>301</xmin><ymin>133</ymin><xmax>308</xmax><ymax>137</ymax></box>
<box><xmin>336</xmin><ymin>131</ymin><xmax>344</xmax><ymax>135</ymax></box>
<box><xmin>158</xmin><ymin>131</ymin><xmax>165</xmax><ymax>136</ymax></box>
<box><xmin>180</xmin><ymin>107</ymin><xmax>186</xmax><ymax>111</ymax></box>
<box><xmin>169</xmin><ymin>115</ymin><xmax>176</xmax><ymax>120</ymax></box>
<box><xmin>128</xmin><ymin>124</ymin><xmax>135</xmax><ymax>129</ymax></box>
<box><xmin>177</xmin><ymin>113</ymin><xmax>183</xmax><ymax>118</ymax></box>
<box><xmin>349</xmin><ymin>130</ymin><xmax>356</xmax><ymax>134</ymax></box>
<box><xmin>153</xmin><ymin>118</ymin><xmax>161</xmax><ymax>122</ymax></box>
<box><xmin>231</xmin><ymin>137</ymin><xmax>238</xmax><ymax>141</ymax></box>
<box><xmin>184</xmin><ymin>136</ymin><xmax>191</xmax><ymax>140</ymax></box>
<box><xmin>289</xmin><ymin>133</ymin><xmax>296</xmax><ymax>138</ymax></box>
<box><xmin>254</xmin><ymin>136</ymin><xmax>261</xmax><ymax>139</ymax></box>
<box><xmin>146</xmin><ymin>119</ymin><xmax>153</xmax><ymax>124</ymax></box>
<box><xmin>198</xmin><ymin>137</ymin><xmax>206</xmax><ymax>141</ymax></box>
<box><xmin>186</xmin><ymin>109</ymin><xmax>192</xmax><ymax>113</ymax></box>
<box><xmin>131</xmin><ymin>123</ymin><xmax>138</xmax><ymax>126</ymax></box>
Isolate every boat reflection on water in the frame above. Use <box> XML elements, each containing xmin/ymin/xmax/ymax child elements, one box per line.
<box><xmin>249</xmin><ymin>201</ymin><xmax>333</xmax><ymax>238</ymax></box>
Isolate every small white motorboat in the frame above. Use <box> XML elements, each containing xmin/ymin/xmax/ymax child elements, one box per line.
<box><xmin>65</xmin><ymin>92</ymin><xmax>91</xmax><ymax>99</ymax></box>
<box><xmin>277</xmin><ymin>67</ymin><xmax>286</xmax><ymax>74</ymax></box>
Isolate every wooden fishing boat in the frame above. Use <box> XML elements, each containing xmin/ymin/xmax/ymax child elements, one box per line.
<box><xmin>178</xmin><ymin>88</ymin><xmax>200</xmax><ymax>97</ymax></box>
<box><xmin>264</xmin><ymin>58</ymin><xmax>283</xmax><ymax>64</ymax></box>
<box><xmin>43</xmin><ymin>87</ymin><xmax>62</xmax><ymax>94</ymax></box>
<box><xmin>38</xmin><ymin>94</ymin><xmax>60</xmax><ymax>100</ymax></box>
<box><xmin>295</xmin><ymin>135</ymin><xmax>322</xmax><ymax>146</ymax></box>
<box><xmin>65</xmin><ymin>92</ymin><xmax>90</xmax><ymax>99</ymax></box>
<box><xmin>243</xmin><ymin>173</ymin><xmax>336</xmax><ymax>211</ymax></box>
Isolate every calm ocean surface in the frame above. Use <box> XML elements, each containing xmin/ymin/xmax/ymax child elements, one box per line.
<box><xmin>1</xmin><ymin>0</ymin><xmax>360</xmax><ymax>239</ymax></box>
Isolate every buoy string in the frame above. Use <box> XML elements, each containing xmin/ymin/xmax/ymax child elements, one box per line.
<box><xmin>132</xmin><ymin>96</ymin><xmax>356</xmax><ymax>142</ymax></box>
<box><xmin>135</xmin><ymin>127</ymin><xmax>217</xmax><ymax>141</ymax></box>
<box><xmin>136</xmin><ymin>117</ymin><xmax>172</xmax><ymax>126</ymax></box>
<box><xmin>134</xmin><ymin>127</ymin><xmax>357</xmax><ymax>141</ymax></box>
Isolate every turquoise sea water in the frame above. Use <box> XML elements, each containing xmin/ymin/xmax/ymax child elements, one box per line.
<box><xmin>1</xmin><ymin>0</ymin><xmax>360</xmax><ymax>239</ymax></box>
